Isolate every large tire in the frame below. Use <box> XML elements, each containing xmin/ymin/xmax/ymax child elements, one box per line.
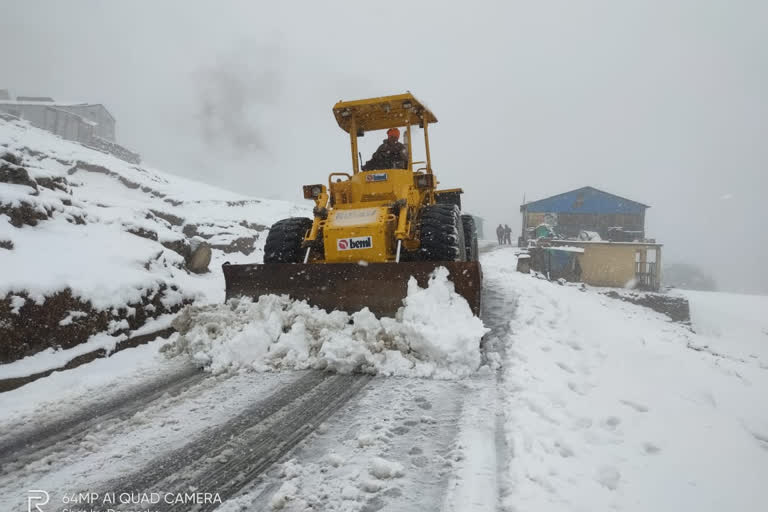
<box><xmin>263</xmin><ymin>217</ymin><xmax>313</xmax><ymax>263</ymax></box>
<box><xmin>461</xmin><ymin>214</ymin><xmax>479</xmax><ymax>262</ymax></box>
<box><xmin>419</xmin><ymin>204</ymin><xmax>467</xmax><ymax>262</ymax></box>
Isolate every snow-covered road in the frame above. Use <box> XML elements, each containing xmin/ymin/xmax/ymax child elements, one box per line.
<box><xmin>0</xmin><ymin>258</ymin><xmax>512</xmax><ymax>512</ymax></box>
<box><xmin>1</xmin><ymin>246</ymin><xmax>767</xmax><ymax>512</ymax></box>
<box><xmin>0</xmin><ymin>366</ymin><xmax>502</xmax><ymax>512</ymax></box>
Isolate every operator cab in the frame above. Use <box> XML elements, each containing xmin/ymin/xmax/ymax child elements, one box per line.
<box><xmin>332</xmin><ymin>93</ymin><xmax>438</xmax><ymax>176</ymax></box>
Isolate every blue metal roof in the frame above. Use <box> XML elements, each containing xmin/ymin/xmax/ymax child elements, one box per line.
<box><xmin>522</xmin><ymin>187</ymin><xmax>649</xmax><ymax>214</ymax></box>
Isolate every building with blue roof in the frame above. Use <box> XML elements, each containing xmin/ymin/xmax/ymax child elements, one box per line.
<box><xmin>520</xmin><ymin>186</ymin><xmax>650</xmax><ymax>243</ymax></box>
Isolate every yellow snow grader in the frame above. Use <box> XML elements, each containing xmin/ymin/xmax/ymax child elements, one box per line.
<box><xmin>223</xmin><ymin>93</ymin><xmax>482</xmax><ymax>316</ymax></box>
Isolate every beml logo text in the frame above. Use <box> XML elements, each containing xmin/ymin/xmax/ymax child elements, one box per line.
<box><xmin>365</xmin><ymin>173</ymin><xmax>388</xmax><ymax>182</ymax></box>
<box><xmin>337</xmin><ymin>236</ymin><xmax>372</xmax><ymax>251</ymax></box>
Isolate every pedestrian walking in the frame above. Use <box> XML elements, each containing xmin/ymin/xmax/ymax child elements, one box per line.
<box><xmin>504</xmin><ymin>224</ymin><xmax>512</xmax><ymax>245</ymax></box>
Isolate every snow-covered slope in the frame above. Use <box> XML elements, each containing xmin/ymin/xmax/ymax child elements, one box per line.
<box><xmin>482</xmin><ymin>249</ymin><xmax>768</xmax><ymax>512</ymax></box>
<box><xmin>0</xmin><ymin>117</ymin><xmax>308</xmax><ymax>364</ymax></box>
<box><xmin>682</xmin><ymin>289</ymin><xmax>768</xmax><ymax>364</ymax></box>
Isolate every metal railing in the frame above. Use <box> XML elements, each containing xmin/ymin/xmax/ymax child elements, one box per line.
<box><xmin>635</xmin><ymin>261</ymin><xmax>658</xmax><ymax>290</ymax></box>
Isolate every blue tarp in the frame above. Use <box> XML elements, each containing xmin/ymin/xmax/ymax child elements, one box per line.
<box><xmin>547</xmin><ymin>249</ymin><xmax>576</xmax><ymax>274</ymax></box>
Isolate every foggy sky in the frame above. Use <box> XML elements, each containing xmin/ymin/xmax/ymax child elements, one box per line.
<box><xmin>2</xmin><ymin>0</ymin><xmax>766</xmax><ymax>293</ymax></box>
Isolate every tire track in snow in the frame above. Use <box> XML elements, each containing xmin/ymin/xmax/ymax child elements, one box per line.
<box><xmin>104</xmin><ymin>371</ymin><xmax>371</xmax><ymax>512</ymax></box>
<box><xmin>0</xmin><ymin>363</ymin><xmax>204</xmax><ymax>468</ymax></box>
<box><xmin>478</xmin><ymin>266</ymin><xmax>518</xmax><ymax>509</ymax></box>
<box><xmin>230</xmin><ymin>377</ymin><xmax>467</xmax><ymax>512</ymax></box>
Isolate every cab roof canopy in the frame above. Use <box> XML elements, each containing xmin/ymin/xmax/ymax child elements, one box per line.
<box><xmin>333</xmin><ymin>92</ymin><xmax>438</xmax><ymax>133</ymax></box>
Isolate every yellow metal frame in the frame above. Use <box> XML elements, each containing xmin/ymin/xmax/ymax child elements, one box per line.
<box><xmin>303</xmin><ymin>93</ymin><xmax>443</xmax><ymax>263</ymax></box>
<box><xmin>332</xmin><ymin>93</ymin><xmax>437</xmax><ymax>133</ymax></box>
<box><xmin>333</xmin><ymin>92</ymin><xmax>437</xmax><ymax>175</ymax></box>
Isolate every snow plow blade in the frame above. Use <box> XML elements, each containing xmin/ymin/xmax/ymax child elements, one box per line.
<box><xmin>222</xmin><ymin>261</ymin><xmax>482</xmax><ymax>317</ymax></box>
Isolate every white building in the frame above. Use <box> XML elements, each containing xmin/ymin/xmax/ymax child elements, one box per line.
<box><xmin>0</xmin><ymin>91</ymin><xmax>139</xmax><ymax>164</ymax></box>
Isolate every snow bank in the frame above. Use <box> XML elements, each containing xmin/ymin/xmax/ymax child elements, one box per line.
<box><xmin>0</xmin><ymin>314</ymin><xmax>176</xmax><ymax>380</ymax></box>
<box><xmin>163</xmin><ymin>267</ymin><xmax>488</xmax><ymax>378</ymax></box>
<box><xmin>482</xmin><ymin>249</ymin><xmax>768</xmax><ymax>512</ymax></box>
<box><xmin>1</xmin><ymin>216</ymin><xmax>176</xmax><ymax>309</ymax></box>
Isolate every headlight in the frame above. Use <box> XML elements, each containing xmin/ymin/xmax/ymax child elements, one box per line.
<box><xmin>303</xmin><ymin>184</ymin><xmax>325</xmax><ymax>199</ymax></box>
<box><xmin>414</xmin><ymin>174</ymin><xmax>434</xmax><ymax>188</ymax></box>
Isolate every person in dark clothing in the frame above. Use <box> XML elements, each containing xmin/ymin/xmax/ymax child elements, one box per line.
<box><xmin>362</xmin><ymin>127</ymin><xmax>408</xmax><ymax>171</ymax></box>
<box><xmin>504</xmin><ymin>224</ymin><xmax>512</xmax><ymax>245</ymax></box>
<box><xmin>496</xmin><ymin>224</ymin><xmax>504</xmax><ymax>245</ymax></box>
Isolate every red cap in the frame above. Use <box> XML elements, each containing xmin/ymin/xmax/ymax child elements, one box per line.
<box><xmin>387</xmin><ymin>127</ymin><xmax>400</xmax><ymax>138</ymax></box>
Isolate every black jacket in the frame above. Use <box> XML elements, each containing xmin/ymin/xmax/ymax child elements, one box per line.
<box><xmin>362</xmin><ymin>139</ymin><xmax>408</xmax><ymax>171</ymax></box>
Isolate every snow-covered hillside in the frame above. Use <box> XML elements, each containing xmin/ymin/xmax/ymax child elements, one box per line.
<box><xmin>0</xmin><ymin>117</ymin><xmax>308</xmax><ymax>365</ymax></box>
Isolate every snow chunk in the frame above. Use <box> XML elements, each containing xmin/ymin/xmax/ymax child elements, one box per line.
<box><xmin>369</xmin><ymin>457</ymin><xmax>404</xmax><ymax>479</ymax></box>
<box><xmin>107</xmin><ymin>318</ymin><xmax>129</xmax><ymax>334</ymax></box>
<box><xmin>341</xmin><ymin>485</ymin><xmax>358</xmax><ymax>500</ymax></box>
<box><xmin>9</xmin><ymin>295</ymin><xmax>25</xmax><ymax>314</ymax></box>
<box><xmin>326</xmin><ymin>453</ymin><xmax>345</xmax><ymax>467</ymax></box>
<box><xmin>270</xmin><ymin>481</ymin><xmax>298</xmax><ymax>510</ymax></box>
<box><xmin>279</xmin><ymin>459</ymin><xmax>303</xmax><ymax>480</ymax></box>
<box><xmin>58</xmin><ymin>310</ymin><xmax>87</xmax><ymax>326</ymax></box>
<box><xmin>359</xmin><ymin>479</ymin><xmax>383</xmax><ymax>493</ymax></box>
<box><xmin>357</xmin><ymin>433</ymin><xmax>377</xmax><ymax>447</ymax></box>
<box><xmin>596</xmin><ymin>466</ymin><xmax>621</xmax><ymax>490</ymax></box>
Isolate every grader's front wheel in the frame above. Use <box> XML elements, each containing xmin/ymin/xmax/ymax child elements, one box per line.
<box><xmin>418</xmin><ymin>204</ymin><xmax>467</xmax><ymax>262</ymax></box>
<box><xmin>263</xmin><ymin>217</ymin><xmax>313</xmax><ymax>263</ymax></box>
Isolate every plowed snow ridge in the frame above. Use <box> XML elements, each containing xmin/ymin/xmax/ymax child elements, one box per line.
<box><xmin>164</xmin><ymin>267</ymin><xmax>489</xmax><ymax>379</ymax></box>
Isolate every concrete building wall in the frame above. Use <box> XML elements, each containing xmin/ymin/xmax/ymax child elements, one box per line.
<box><xmin>0</xmin><ymin>104</ymin><xmax>96</xmax><ymax>145</ymax></box>
<box><xmin>52</xmin><ymin>108</ymin><xmax>94</xmax><ymax>143</ymax></box>
<box><xmin>60</xmin><ymin>104</ymin><xmax>115</xmax><ymax>141</ymax></box>
<box><xmin>577</xmin><ymin>244</ymin><xmax>638</xmax><ymax>288</ymax></box>
<box><xmin>17</xmin><ymin>104</ymin><xmax>48</xmax><ymax>129</ymax></box>
<box><xmin>547</xmin><ymin>241</ymin><xmax>663</xmax><ymax>290</ymax></box>
<box><xmin>0</xmin><ymin>98</ymin><xmax>137</xmax><ymax>164</ymax></box>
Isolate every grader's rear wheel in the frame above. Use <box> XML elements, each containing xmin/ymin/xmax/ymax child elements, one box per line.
<box><xmin>461</xmin><ymin>214</ymin><xmax>479</xmax><ymax>262</ymax></box>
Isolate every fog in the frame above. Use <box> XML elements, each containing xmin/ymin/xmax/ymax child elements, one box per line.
<box><xmin>2</xmin><ymin>0</ymin><xmax>766</xmax><ymax>293</ymax></box>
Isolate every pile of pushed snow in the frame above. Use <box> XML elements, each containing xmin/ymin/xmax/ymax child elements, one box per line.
<box><xmin>163</xmin><ymin>267</ymin><xmax>488</xmax><ymax>378</ymax></box>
